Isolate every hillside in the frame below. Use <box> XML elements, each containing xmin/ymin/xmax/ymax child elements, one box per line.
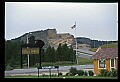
<box><xmin>9</xmin><ymin>28</ymin><xmax>118</xmax><ymax>49</ymax></box>
<box><xmin>89</xmin><ymin>43</ymin><xmax>118</xmax><ymax>52</ymax></box>
<box><xmin>101</xmin><ymin>43</ymin><xmax>118</xmax><ymax>48</ymax></box>
<box><xmin>76</xmin><ymin>37</ymin><xmax>118</xmax><ymax>48</ymax></box>
<box><xmin>10</xmin><ymin>28</ymin><xmax>75</xmax><ymax>49</ymax></box>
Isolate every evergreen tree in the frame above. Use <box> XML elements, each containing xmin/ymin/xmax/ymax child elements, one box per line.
<box><xmin>29</xmin><ymin>55</ymin><xmax>35</xmax><ymax>67</ymax></box>
<box><xmin>5</xmin><ymin>40</ymin><xmax>22</xmax><ymax>68</ymax></box>
<box><xmin>56</xmin><ymin>43</ymin><xmax>62</xmax><ymax>61</ymax></box>
<box><xmin>62</xmin><ymin>43</ymin><xmax>69</xmax><ymax>61</ymax></box>
<box><xmin>50</xmin><ymin>47</ymin><xmax>56</xmax><ymax>62</ymax></box>
<box><xmin>69</xmin><ymin>45</ymin><xmax>76</xmax><ymax>62</ymax></box>
<box><xmin>44</xmin><ymin>45</ymin><xmax>52</xmax><ymax>62</ymax></box>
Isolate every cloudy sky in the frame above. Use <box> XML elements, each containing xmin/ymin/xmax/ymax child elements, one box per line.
<box><xmin>5</xmin><ymin>2</ymin><xmax>118</xmax><ymax>41</ymax></box>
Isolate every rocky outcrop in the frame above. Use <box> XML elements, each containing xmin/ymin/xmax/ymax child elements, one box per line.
<box><xmin>48</xmin><ymin>33</ymin><xmax>75</xmax><ymax>49</ymax></box>
<box><xmin>11</xmin><ymin>28</ymin><xmax>75</xmax><ymax>49</ymax></box>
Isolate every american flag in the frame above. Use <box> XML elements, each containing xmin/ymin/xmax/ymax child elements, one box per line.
<box><xmin>71</xmin><ymin>24</ymin><xmax>76</xmax><ymax>29</ymax></box>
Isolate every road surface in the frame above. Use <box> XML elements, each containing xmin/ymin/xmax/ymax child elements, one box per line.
<box><xmin>5</xmin><ymin>64</ymin><xmax>94</xmax><ymax>76</ymax></box>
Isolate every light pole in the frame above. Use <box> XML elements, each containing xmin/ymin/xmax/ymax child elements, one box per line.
<box><xmin>27</xmin><ymin>32</ymin><xmax>32</xmax><ymax>68</ymax></box>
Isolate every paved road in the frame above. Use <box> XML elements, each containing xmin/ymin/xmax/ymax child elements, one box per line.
<box><xmin>74</xmin><ymin>49</ymin><xmax>96</xmax><ymax>55</ymax></box>
<box><xmin>5</xmin><ymin>64</ymin><xmax>94</xmax><ymax>76</ymax></box>
<box><xmin>77</xmin><ymin>53</ymin><xmax>93</xmax><ymax>59</ymax></box>
<box><xmin>73</xmin><ymin>49</ymin><xmax>95</xmax><ymax>59</ymax></box>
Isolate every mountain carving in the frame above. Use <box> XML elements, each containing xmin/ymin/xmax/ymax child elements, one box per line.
<box><xmin>11</xmin><ymin>28</ymin><xmax>75</xmax><ymax>49</ymax></box>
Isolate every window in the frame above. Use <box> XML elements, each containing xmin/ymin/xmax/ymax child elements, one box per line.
<box><xmin>99</xmin><ymin>59</ymin><xmax>106</xmax><ymax>68</ymax></box>
<box><xmin>111</xmin><ymin>59</ymin><xmax>114</xmax><ymax>68</ymax></box>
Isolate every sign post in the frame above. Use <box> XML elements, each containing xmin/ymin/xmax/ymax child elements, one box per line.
<box><xmin>21</xmin><ymin>39</ymin><xmax>45</xmax><ymax>69</ymax></box>
<box><xmin>20</xmin><ymin>47</ymin><xmax>23</xmax><ymax>69</ymax></box>
<box><xmin>37</xmin><ymin>66</ymin><xmax>59</xmax><ymax>78</ymax></box>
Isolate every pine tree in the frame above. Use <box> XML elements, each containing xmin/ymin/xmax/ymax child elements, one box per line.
<box><xmin>62</xmin><ymin>43</ymin><xmax>69</xmax><ymax>61</ymax></box>
<box><xmin>50</xmin><ymin>47</ymin><xmax>56</xmax><ymax>62</ymax></box>
<box><xmin>44</xmin><ymin>45</ymin><xmax>52</xmax><ymax>62</ymax></box>
<box><xmin>69</xmin><ymin>45</ymin><xmax>76</xmax><ymax>62</ymax></box>
<box><xmin>56</xmin><ymin>43</ymin><xmax>62</xmax><ymax>61</ymax></box>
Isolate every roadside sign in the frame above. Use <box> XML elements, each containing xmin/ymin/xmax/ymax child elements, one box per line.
<box><xmin>42</xmin><ymin>66</ymin><xmax>55</xmax><ymax>69</ymax></box>
<box><xmin>37</xmin><ymin>66</ymin><xmax>59</xmax><ymax>78</ymax></box>
<box><xmin>22</xmin><ymin>48</ymin><xmax>39</xmax><ymax>54</ymax></box>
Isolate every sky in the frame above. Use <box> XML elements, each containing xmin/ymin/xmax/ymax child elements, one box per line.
<box><xmin>5</xmin><ymin>2</ymin><xmax>118</xmax><ymax>41</ymax></box>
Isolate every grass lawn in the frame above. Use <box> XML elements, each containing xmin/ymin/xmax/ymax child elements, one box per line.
<box><xmin>5</xmin><ymin>75</ymin><xmax>118</xmax><ymax>79</ymax></box>
<box><xmin>78</xmin><ymin>58</ymin><xmax>93</xmax><ymax>65</ymax></box>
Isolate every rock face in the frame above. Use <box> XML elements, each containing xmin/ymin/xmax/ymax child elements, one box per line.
<box><xmin>11</xmin><ymin>28</ymin><xmax>75</xmax><ymax>49</ymax></box>
<box><xmin>48</xmin><ymin>33</ymin><xmax>75</xmax><ymax>49</ymax></box>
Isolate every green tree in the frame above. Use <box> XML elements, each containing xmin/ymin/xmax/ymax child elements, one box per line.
<box><xmin>5</xmin><ymin>40</ymin><xmax>22</xmax><ymax>69</ymax></box>
<box><xmin>61</xmin><ymin>43</ymin><xmax>69</xmax><ymax>61</ymax></box>
<box><xmin>44</xmin><ymin>45</ymin><xmax>53</xmax><ymax>62</ymax></box>
<box><xmin>56</xmin><ymin>43</ymin><xmax>62</xmax><ymax>61</ymax></box>
<box><xmin>69</xmin><ymin>45</ymin><xmax>76</xmax><ymax>62</ymax></box>
<box><xmin>50</xmin><ymin>47</ymin><xmax>56</xmax><ymax>62</ymax></box>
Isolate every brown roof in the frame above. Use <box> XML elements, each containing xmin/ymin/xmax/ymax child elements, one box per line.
<box><xmin>91</xmin><ymin>48</ymin><xmax>118</xmax><ymax>59</ymax></box>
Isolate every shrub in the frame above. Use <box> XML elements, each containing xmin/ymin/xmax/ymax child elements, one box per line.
<box><xmin>99</xmin><ymin>69</ymin><xmax>118</xmax><ymax>77</ymax></box>
<box><xmin>99</xmin><ymin>69</ymin><xmax>109</xmax><ymax>77</ymax></box>
<box><xmin>77</xmin><ymin>70</ymin><xmax>84</xmax><ymax>76</ymax></box>
<box><xmin>51</xmin><ymin>74</ymin><xmax>57</xmax><ymax>76</ymax></box>
<box><xmin>110</xmin><ymin>68</ymin><xmax>118</xmax><ymax>77</ymax></box>
<box><xmin>58</xmin><ymin>72</ymin><xmax>63</xmax><ymax>76</ymax></box>
<box><xmin>69</xmin><ymin>67</ymin><xmax>77</xmax><ymax>76</ymax></box>
<box><xmin>88</xmin><ymin>70</ymin><xmax>94</xmax><ymax>76</ymax></box>
<box><xmin>84</xmin><ymin>71</ymin><xmax>88</xmax><ymax>76</ymax></box>
<box><xmin>6</xmin><ymin>64</ymin><xmax>13</xmax><ymax>70</ymax></box>
<box><xmin>65</xmin><ymin>73</ymin><xmax>71</xmax><ymax>76</ymax></box>
<box><xmin>41</xmin><ymin>74</ymin><xmax>47</xmax><ymax>77</ymax></box>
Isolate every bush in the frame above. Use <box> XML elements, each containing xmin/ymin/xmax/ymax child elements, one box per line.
<box><xmin>99</xmin><ymin>69</ymin><xmax>109</xmax><ymax>77</ymax></box>
<box><xmin>110</xmin><ymin>68</ymin><xmax>118</xmax><ymax>77</ymax></box>
<box><xmin>69</xmin><ymin>67</ymin><xmax>77</xmax><ymax>76</ymax></box>
<box><xmin>51</xmin><ymin>74</ymin><xmax>57</xmax><ymax>76</ymax></box>
<box><xmin>99</xmin><ymin>69</ymin><xmax>118</xmax><ymax>77</ymax></box>
<box><xmin>77</xmin><ymin>70</ymin><xmax>84</xmax><ymax>76</ymax></box>
<box><xmin>6</xmin><ymin>64</ymin><xmax>13</xmax><ymax>70</ymax></box>
<box><xmin>84</xmin><ymin>71</ymin><xmax>88</xmax><ymax>76</ymax></box>
<box><xmin>42</xmin><ymin>74</ymin><xmax>47</xmax><ymax>77</ymax></box>
<box><xmin>88</xmin><ymin>70</ymin><xmax>94</xmax><ymax>76</ymax></box>
<box><xmin>65</xmin><ymin>73</ymin><xmax>71</xmax><ymax>76</ymax></box>
<box><xmin>58</xmin><ymin>72</ymin><xmax>63</xmax><ymax>76</ymax></box>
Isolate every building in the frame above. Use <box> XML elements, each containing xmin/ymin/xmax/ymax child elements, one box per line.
<box><xmin>91</xmin><ymin>48</ymin><xmax>118</xmax><ymax>75</ymax></box>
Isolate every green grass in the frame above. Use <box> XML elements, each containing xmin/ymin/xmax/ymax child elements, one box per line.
<box><xmin>78</xmin><ymin>58</ymin><xmax>93</xmax><ymax>65</ymax></box>
<box><xmin>5</xmin><ymin>75</ymin><xmax>118</xmax><ymax>79</ymax></box>
<box><xmin>101</xmin><ymin>43</ymin><xmax>118</xmax><ymax>48</ymax></box>
<box><xmin>6</xmin><ymin>58</ymin><xmax>93</xmax><ymax>70</ymax></box>
<box><xmin>40</xmin><ymin>57</ymin><xmax>93</xmax><ymax>66</ymax></box>
<box><xmin>89</xmin><ymin>48</ymin><xmax>97</xmax><ymax>52</ymax></box>
<box><xmin>89</xmin><ymin>43</ymin><xmax>118</xmax><ymax>52</ymax></box>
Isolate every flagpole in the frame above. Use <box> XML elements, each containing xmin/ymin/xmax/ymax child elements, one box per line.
<box><xmin>107</xmin><ymin>40</ymin><xmax>108</xmax><ymax>48</ymax></box>
<box><xmin>75</xmin><ymin>22</ymin><xmax>78</xmax><ymax>65</ymax></box>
